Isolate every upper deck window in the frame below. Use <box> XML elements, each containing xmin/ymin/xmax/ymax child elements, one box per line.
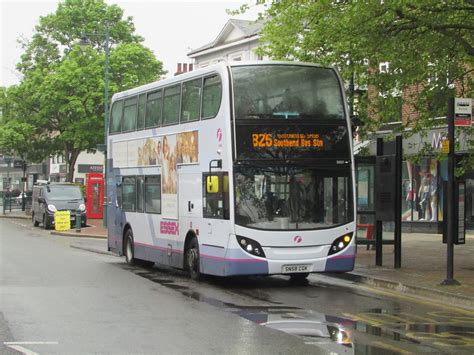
<box><xmin>146</xmin><ymin>90</ymin><xmax>162</xmax><ymax>128</ymax></box>
<box><xmin>181</xmin><ymin>78</ymin><xmax>202</xmax><ymax>123</ymax></box>
<box><xmin>110</xmin><ymin>100</ymin><xmax>123</xmax><ymax>134</ymax></box>
<box><xmin>231</xmin><ymin>65</ymin><xmax>344</xmax><ymax>120</ymax></box>
<box><xmin>122</xmin><ymin>97</ymin><xmax>138</xmax><ymax>132</ymax></box>
<box><xmin>163</xmin><ymin>85</ymin><xmax>181</xmax><ymax>126</ymax></box>
<box><xmin>202</xmin><ymin>75</ymin><xmax>222</xmax><ymax>119</ymax></box>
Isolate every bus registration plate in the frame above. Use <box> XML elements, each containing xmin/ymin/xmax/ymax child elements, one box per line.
<box><xmin>282</xmin><ymin>264</ymin><xmax>310</xmax><ymax>273</ymax></box>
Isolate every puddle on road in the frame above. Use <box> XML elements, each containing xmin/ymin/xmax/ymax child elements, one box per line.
<box><xmin>120</xmin><ymin>264</ymin><xmax>474</xmax><ymax>354</ymax></box>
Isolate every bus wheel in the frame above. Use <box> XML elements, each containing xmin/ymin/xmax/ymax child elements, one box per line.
<box><xmin>124</xmin><ymin>229</ymin><xmax>154</xmax><ymax>267</ymax></box>
<box><xmin>289</xmin><ymin>273</ymin><xmax>309</xmax><ymax>283</ymax></box>
<box><xmin>186</xmin><ymin>237</ymin><xmax>201</xmax><ymax>280</ymax></box>
<box><xmin>43</xmin><ymin>214</ymin><xmax>50</xmax><ymax>230</ymax></box>
<box><xmin>32</xmin><ymin>213</ymin><xmax>39</xmax><ymax>227</ymax></box>
<box><xmin>124</xmin><ymin>229</ymin><xmax>136</xmax><ymax>265</ymax></box>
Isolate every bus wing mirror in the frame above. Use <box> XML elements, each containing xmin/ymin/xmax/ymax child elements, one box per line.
<box><xmin>207</xmin><ymin>176</ymin><xmax>220</xmax><ymax>193</ymax></box>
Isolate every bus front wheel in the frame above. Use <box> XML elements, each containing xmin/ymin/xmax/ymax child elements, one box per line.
<box><xmin>186</xmin><ymin>237</ymin><xmax>201</xmax><ymax>281</ymax></box>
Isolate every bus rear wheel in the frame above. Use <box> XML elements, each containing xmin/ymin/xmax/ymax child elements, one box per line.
<box><xmin>186</xmin><ymin>237</ymin><xmax>201</xmax><ymax>281</ymax></box>
<box><xmin>124</xmin><ymin>229</ymin><xmax>154</xmax><ymax>267</ymax></box>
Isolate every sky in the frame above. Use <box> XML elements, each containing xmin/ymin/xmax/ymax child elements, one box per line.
<box><xmin>0</xmin><ymin>0</ymin><xmax>263</xmax><ymax>87</ymax></box>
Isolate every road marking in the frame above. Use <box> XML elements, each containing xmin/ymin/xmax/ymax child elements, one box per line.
<box><xmin>4</xmin><ymin>342</ymin><xmax>58</xmax><ymax>355</ymax></box>
<box><xmin>4</xmin><ymin>342</ymin><xmax>59</xmax><ymax>345</ymax></box>
<box><xmin>6</xmin><ymin>345</ymin><xmax>38</xmax><ymax>355</ymax></box>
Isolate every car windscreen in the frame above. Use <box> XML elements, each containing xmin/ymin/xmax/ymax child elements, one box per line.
<box><xmin>46</xmin><ymin>186</ymin><xmax>83</xmax><ymax>200</ymax></box>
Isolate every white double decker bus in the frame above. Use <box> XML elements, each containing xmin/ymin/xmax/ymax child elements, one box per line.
<box><xmin>107</xmin><ymin>61</ymin><xmax>356</xmax><ymax>280</ymax></box>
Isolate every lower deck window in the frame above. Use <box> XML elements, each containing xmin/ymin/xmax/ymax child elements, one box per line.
<box><xmin>145</xmin><ymin>176</ymin><xmax>161</xmax><ymax>213</ymax></box>
<box><xmin>122</xmin><ymin>177</ymin><xmax>136</xmax><ymax>211</ymax></box>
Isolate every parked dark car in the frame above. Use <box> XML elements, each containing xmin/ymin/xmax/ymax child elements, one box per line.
<box><xmin>31</xmin><ymin>182</ymin><xmax>87</xmax><ymax>229</ymax></box>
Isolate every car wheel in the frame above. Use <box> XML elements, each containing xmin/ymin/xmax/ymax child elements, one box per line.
<box><xmin>32</xmin><ymin>213</ymin><xmax>39</xmax><ymax>227</ymax></box>
<box><xmin>186</xmin><ymin>237</ymin><xmax>201</xmax><ymax>281</ymax></box>
<box><xmin>43</xmin><ymin>214</ymin><xmax>50</xmax><ymax>230</ymax></box>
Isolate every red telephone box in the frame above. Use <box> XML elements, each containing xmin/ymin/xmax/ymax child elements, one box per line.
<box><xmin>86</xmin><ymin>173</ymin><xmax>104</xmax><ymax>219</ymax></box>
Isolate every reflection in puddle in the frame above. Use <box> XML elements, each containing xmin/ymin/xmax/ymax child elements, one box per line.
<box><xmin>121</xmin><ymin>264</ymin><xmax>354</xmax><ymax>353</ymax></box>
<box><xmin>121</xmin><ymin>264</ymin><xmax>474</xmax><ymax>354</ymax></box>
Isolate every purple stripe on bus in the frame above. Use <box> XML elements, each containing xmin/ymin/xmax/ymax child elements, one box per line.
<box><xmin>201</xmin><ymin>253</ymin><xmax>266</xmax><ymax>263</ymax></box>
<box><xmin>134</xmin><ymin>241</ymin><xmax>184</xmax><ymax>254</ymax></box>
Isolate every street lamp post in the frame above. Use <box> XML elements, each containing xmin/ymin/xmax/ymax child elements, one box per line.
<box><xmin>79</xmin><ymin>26</ymin><xmax>109</xmax><ymax>227</ymax></box>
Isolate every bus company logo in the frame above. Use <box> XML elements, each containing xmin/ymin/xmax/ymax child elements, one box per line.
<box><xmin>293</xmin><ymin>235</ymin><xmax>302</xmax><ymax>244</ymax></box>
<box><xmin>217</xmin><ymin>128</ymin><xmax>223</xmax><ymax>143</ymax></box>
<box><xmin>160</xmin><ymin>221</ymin><xmax>179</xmax><ymax>235</ymax></box>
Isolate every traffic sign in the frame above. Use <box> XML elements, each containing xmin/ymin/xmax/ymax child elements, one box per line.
<box><xmin>454</xmin><ymin>98</ymin><xmax>472</xmax><ymax>126</ymax></box>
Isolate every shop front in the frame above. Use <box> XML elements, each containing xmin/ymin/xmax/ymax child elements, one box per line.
<box><xmin>356</xmin><ymin>125</ymin><xmax>473</xmax><ymax>233</ymax></box>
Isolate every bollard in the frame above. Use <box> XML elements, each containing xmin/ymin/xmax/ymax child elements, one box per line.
<box><xmin>75</xmin><ymin>208</ymin><xmax>82</xmax><ymax>232</ymax></box>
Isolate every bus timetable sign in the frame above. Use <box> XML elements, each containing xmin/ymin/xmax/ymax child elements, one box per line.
<box><xmin>454</xmin><ymin>98</ymin><xmax>472</xmax><ymax>126</ymax></box>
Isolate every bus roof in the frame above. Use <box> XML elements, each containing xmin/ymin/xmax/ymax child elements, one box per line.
<box><xmin>110</xmin><ymin>61</ymin><xmax>333</xmax><ymax>102</ymax></box>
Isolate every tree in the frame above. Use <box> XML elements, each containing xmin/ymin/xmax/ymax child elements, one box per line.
<box><xmin>237</xmin><ymin>1</ymin><xmax>473</xmax><ymax>165</ymax></box>
<box><xmin>9</xmin><ymin>0</ymin><xmax>165</xmax><ymax>181</ymax></box>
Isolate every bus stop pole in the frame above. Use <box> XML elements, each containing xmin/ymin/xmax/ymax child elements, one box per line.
<box><xmin>394</xmin><ymin>135</ymin><xmax>402</xmax><ymax>268</ymax></box>
<box><xmin>442</xmin><ymin>98</ymin><xmax>460</xmax><ymax>285</ymax></box>
<box><xmin>375</xmin><ymin>138</ymin><xmax>383</xmax><ymax>266</ymax></box>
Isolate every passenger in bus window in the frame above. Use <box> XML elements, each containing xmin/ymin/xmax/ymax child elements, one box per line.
<box><xmin>274</xmin><ymin>88</ymin><xmax>305</xmax><ymax>113</ymax></box>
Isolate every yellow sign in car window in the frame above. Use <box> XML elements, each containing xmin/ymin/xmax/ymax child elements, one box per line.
<box><xmin>54</xmin><ymin>211</ymin><xmax>71</xmax><ymax>231</ymax></box>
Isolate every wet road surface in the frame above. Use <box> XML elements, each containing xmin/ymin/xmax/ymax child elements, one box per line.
<box><xmin>2</xmin><ymin>217</ymin><xmax>474</xmax><ymax>354</ymax></box>
<box><xmin>119</xmin><ymin>258</ymin><xmax>474</xmax><ymax>354</ymax></box>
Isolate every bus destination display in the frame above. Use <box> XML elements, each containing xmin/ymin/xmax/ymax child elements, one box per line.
<box><xmin>236</xmin><ymin>123</ymin><xmax>349</xmax><ymax>160</ymax></box>
<box><xmin>252</xmin><ymin>133</ymin><xmax>325</xmax><ymax>149</ymax></box>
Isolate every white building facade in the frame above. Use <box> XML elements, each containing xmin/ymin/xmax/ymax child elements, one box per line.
<box><xmin>187</xmin><ymin>19</ymin><xmax>267</xmax><ymax>67</ymax></box>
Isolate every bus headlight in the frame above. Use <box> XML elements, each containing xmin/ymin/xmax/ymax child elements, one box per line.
<box><xmin>327</xmin><ymin>325</ymin><xmax>351</xmax><ymax>345</ymax></box>
<box><xmin>236</xmin><ymin>236</ymin><xmax>266</xmax><ymax>258</ymax></box>
<box><xmin>47</xmin><ymin>204</ymin><xmax>57</xmax><ymax>212</ymax></box>
<box><xmin>328</xmin><ymin>233</ymin><xmax>353</xmax><ymax>255</ymax></box>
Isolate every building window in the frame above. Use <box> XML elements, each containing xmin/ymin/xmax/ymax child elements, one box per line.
<box><xmin>379</xmin><ymin>62</ymin><xmax>389</xmax><ymax>73</ymax></box>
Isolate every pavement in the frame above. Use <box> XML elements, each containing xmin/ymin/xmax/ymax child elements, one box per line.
<box><xmin>2</xmin><ymin>210</ymin><xmax>474</xmax><ymax>309</ymax></box>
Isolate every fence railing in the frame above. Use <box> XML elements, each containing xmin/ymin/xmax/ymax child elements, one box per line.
<box><xmin>1</xmin><ymin>196</ymin><xmax>32</xmax><ymax>215</ymax></box>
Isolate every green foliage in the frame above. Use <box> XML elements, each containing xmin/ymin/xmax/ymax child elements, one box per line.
<box><xmin>1</xmin><ymin>0</ymin><xmax>165</xmax><ymax>181</ymax></box>
<box><xmin>247</xmin><ymin>0</ymin><xmax>473</xmax><ymax>166</ymax></box>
